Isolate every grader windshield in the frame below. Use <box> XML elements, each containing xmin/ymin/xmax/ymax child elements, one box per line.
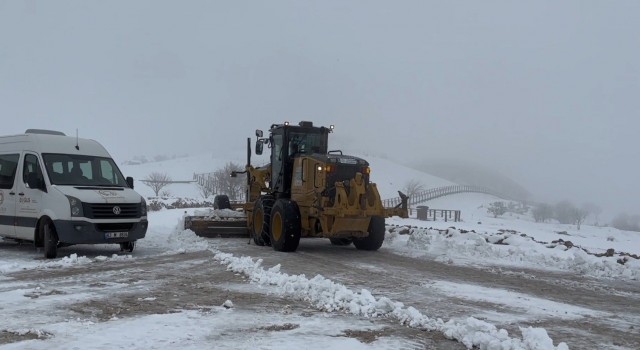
<box><xmin>287</xmin><ymin>131</ymin><xmax>327</xmax><ymax>156</ymax></box>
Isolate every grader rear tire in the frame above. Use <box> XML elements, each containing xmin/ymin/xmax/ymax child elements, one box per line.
<box><xmin>270</xmin><ymin>199</ymin><xmax>301</xmax><ymax>252</ymax></box>
<box><xmin>353</xmin><ymin>216</ymin><xmax>385</xmax><ymax>251</ymax></box>
<box><xmin>252</xmin><ymin>195</ymin><xmax>274</xmax><ymax>246</ymax></box>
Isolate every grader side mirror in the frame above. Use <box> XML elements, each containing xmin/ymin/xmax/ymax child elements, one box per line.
<box><xmin>256</xmin><ymin>140</ymin><xmax>264</xmax><ymax>155</ymax></box>
<box><xmin>256</xmin><ymin>129</ymin><xmax>263</xmax><ymax>138</ymax></box>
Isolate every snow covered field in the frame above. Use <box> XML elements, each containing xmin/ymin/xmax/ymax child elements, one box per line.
<box><xmin>1</xmin><ymin>154</ymin><xmax>639</xmax><ymax>349</ymax></box>
<box><xmin>387</xmin><ymin>193</ymin><xmax>640</xmax><ymax>281</ymax></box>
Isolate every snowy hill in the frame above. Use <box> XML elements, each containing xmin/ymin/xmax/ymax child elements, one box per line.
<box><xmin>365</xmin><ymin>155</ymin><xmax>454</xmax><ymax>198</ymax></box>
<box><xmin>121</xmin><ymin>153</ymin><xmax>245</xmax><ymax>199</ymax></box>
<box><xmin>120</xmin><ymin>153</ymin><xmax>455</xmax><ymax>200</ymax></box>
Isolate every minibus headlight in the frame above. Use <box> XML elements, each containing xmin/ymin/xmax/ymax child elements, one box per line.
<box><xmin>141</xmin><ymin>198</ymin><xmax>147</xmax><ymax>216</ymax></box>
<box><xmin>66</xmin><ymin>196</ymin><xmax>84</xmax><ymax>217</ymax></box>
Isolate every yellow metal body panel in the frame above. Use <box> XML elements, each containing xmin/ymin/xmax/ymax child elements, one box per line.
<box><xmin>243</xmin><ymin>165</ymin><xmax>271</xmax><ymax>230</ymax></box>
<box><xmin>288</xmin><ymin>156</ymin><xmax>403</xmax><ymax>238</ymax></box>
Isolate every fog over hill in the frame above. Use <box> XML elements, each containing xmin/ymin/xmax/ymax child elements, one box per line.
<box><xmin>413</xmin><ymin>159</ymin><xmax>531</xmax><ymax>201</ymax></box>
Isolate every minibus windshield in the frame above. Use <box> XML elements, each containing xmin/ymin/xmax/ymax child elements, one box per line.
<box><xmin>42</xmin><ymin>153</ymin><xmax>127</xmax><ymax>187</ymax></box>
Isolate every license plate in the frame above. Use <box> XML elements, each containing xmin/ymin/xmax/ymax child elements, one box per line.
<box><xmin>105</xmin><ymin>231</ymin><xmax>128</xmax><ymax>239</ymax></box>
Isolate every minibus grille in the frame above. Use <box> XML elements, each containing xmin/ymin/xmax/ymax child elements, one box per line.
<box><xmin>83</xmin><ymin>203</ymin><xmax>140</xmax><ymax>219</ymax></box>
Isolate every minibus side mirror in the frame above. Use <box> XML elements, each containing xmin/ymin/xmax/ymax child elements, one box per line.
<box><xmin>126</xmin><ymin>176</ymin><xmax>134</xmax><ymax>189</ymax></box>
<box><xmin>26</xmin><ymin>173</ymin><xmax>46</xmax><ymax>192</ymax></box>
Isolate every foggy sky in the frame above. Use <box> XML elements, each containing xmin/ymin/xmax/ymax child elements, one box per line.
<box><xmin>1</xmin><ymin>1</ymin><xmax>638</xmax><ymax>219</ymax></box>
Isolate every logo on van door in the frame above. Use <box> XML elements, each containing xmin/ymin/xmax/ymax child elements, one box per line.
<box><xmin>113</xmin><ymin>206</ymin><xmax>121</xmax><ymax>215</ymax></box>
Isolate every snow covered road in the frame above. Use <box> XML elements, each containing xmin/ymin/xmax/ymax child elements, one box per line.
<box><xmin>1</xmin><ymin>208</ymin><xmax>639</xmax><ymax>349</ymax></box>
<box><xmin>0</xmin><ymin>247</ymin><xmax>461</xmax><ymax>350</ymax></box>
<box><xmin>215</xmin><ymin>237</ymin><xmax>640</xmax><ymax>349</ymax></box>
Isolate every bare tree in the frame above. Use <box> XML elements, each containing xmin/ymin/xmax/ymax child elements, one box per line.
<box><xmin>554</xmin><ymin>200</ymin><xmax>590</xmax><ymax>230</ymax></box>
<box><xmin>487</xmin><ymin>201</ymin><xmax>507</xmax><ymax>218</ymax></box>
<box><xmin>611</xmin><ymin>213</ymin><xmax>640</xmax><ymax>232</ymax></box>
<box><xmin>197</xmin><ymin>180</ymin><xmax>214</xmax><ymax>199</ymax></box>
<box><xmin>403</xmin><ymin>179</ymin><xmax>425</xmax><ymax>200</ymax></box>
<box><xmin>209</xmin><ymin>162</ymin><xmax>246</xmax><ymax>201</ymax></box>
<box><xmin>582</xmin><ymin>202</ymin><xmax>602</xmax><ymax>225</ymax></box>
<box><xmin>571</xmin><ymin>207</ymin><xmax>589</xmax><ymax>231</ymax></box>
<box><xmin>532</xmin><ymin>202</ymin><xmax>553</xmax><ymax>223</ymax></box>
<box><xmin>143</xmin><ymin>172</ymin><xmax>172</xmax><ymax>197</ymax></box>
<box><xmin>554</xmin><ymin>200</ymin><xmax>577</xmax><ymax>225</ymax></box>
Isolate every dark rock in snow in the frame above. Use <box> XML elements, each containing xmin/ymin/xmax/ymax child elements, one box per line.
<box><xmin>596</xmin><ymin>248</ymin><xmax>616</xmax><ymax>257</ymax></box>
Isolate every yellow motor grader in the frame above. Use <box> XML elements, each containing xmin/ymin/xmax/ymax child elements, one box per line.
<box><xmin>185</xmin><ymin>121</ymin><xmax>408</xmax><ymax>252</ymax></box>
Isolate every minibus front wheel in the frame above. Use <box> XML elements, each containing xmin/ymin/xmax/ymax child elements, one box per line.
<box><xmin>120</xmin><ymin>241</ymin><xmax>135</xmax><ymax>253</ymax></box>
<box><xmin>43</xmin><ymin>220</ymin><xmax>59</xmax><ymax>259</ymax></box>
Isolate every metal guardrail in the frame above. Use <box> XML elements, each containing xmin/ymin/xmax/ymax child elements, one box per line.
<box><xmin>416</xmin><ymin>207</ymin><xmax>461</xmax><ymax>222</ymax></box>
<box><xmin>382</xmin><ymin>185</ymin><xmax>513</xmax><ymax>208</ymax></box>
<box><xmin>193</xmin><ymin>172</ymin><xmax>213</xmax><ymax>188</ymax></box>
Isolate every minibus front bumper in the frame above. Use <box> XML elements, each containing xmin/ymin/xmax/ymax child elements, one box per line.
<box><xmin>53</xmin><ymin>219</ymin><xmax>148</xmax><ymax>244</ymax></box>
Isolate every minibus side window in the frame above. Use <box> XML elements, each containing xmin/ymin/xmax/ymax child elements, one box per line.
<box><xmin>22</xmin><ymin>154</ymin><xmax>44</xmax><ymax>187</ymax></box>
<box><xmin>0</xmin><ymin>154</ymin><xmax>20</xmax><ymax>189</ymax></box>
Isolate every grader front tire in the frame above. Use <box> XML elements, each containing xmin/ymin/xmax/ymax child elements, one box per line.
<box><xmin>353</xmin><ymin>216</ymin><xmax>385</xmax><ymax>251</ymax></box>
<box><xmin>270</xmin><ymin>199</ymin><xmax>301</xmax><ymax>252</ymax></box>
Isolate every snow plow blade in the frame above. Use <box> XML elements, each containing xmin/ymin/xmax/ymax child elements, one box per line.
<box><xmin>184</xmin><ymin>209</ymin><xmax>248</xmax><ymax>238</ymax></box>
<box><xmin>383</xmin><ymin>191</ymin><xmax>409</xmax><ymax>219</ymax></box>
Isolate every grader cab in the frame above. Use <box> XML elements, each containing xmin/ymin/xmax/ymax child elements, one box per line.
<box><xmin>185</xmin><ymin>121</ymin><xmax>408</xmax><ymax>252</ymax></box>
